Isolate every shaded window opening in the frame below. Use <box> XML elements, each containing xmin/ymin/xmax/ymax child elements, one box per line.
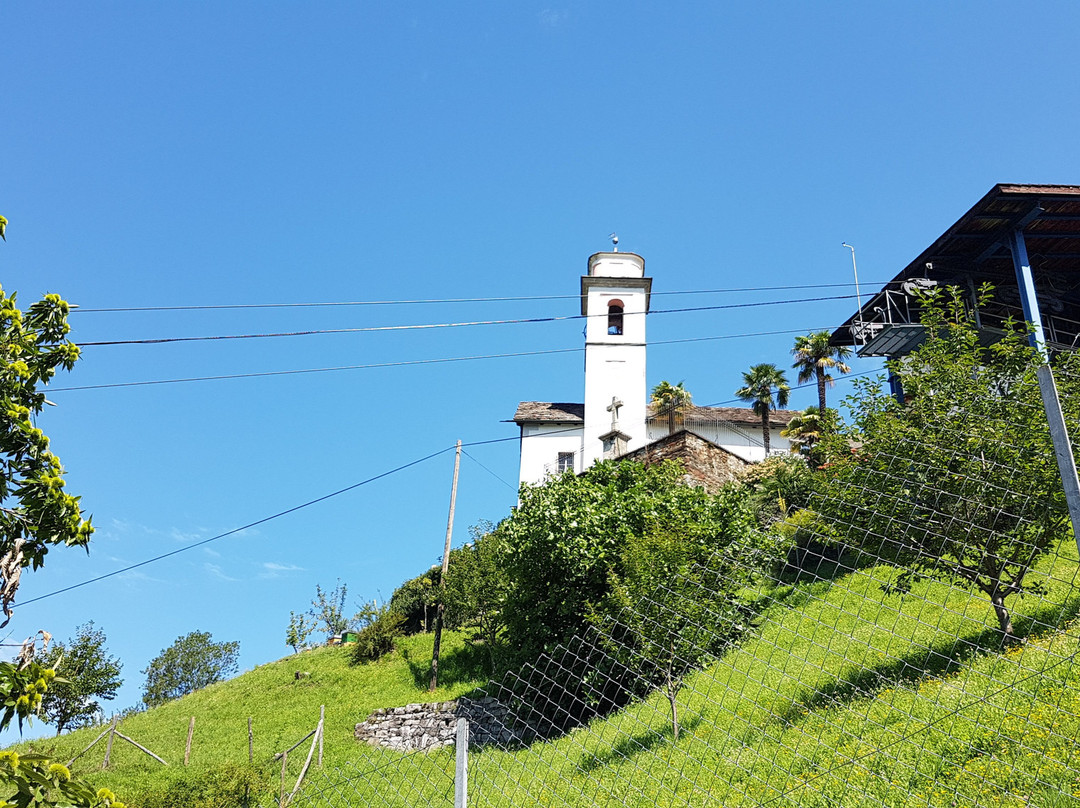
<box><xmin>556</xmin><ymin>452</ymin><xmax>575</xmax><ymax>473</ymax></box>
<box><xmin>607</xmin><ymin>300</ymin><xmax>624</xmax><ymax>335</ymax></box>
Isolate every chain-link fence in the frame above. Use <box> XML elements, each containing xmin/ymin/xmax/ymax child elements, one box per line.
<box><xmin>294</xmin><ymin>356</ymin><xmax>1080</xmax><ymax>806</ymax></box>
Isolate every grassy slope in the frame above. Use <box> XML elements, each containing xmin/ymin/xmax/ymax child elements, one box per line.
<box><xmin>10</xmin><ymin>630</ymin><xmax>486</xmax><ymax>803</ymax></box>
<box><xmin>12</xmin><ymin>542</ymin><xmax>1080</xmax><ymax>808</ymax></box>
<box><xmin>461</xmin><ymin>539</ymin><xmax>1080</xmax><ymax>808</ymax></box>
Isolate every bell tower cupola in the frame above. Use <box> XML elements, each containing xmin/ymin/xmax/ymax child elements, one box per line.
<box><xmin>581</xmin><ymin>251</ymin><xmax>651</xmax><ymax>468</ymax></box>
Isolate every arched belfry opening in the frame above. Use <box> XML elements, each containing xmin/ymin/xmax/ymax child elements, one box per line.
<box><xmin>607</xmin><ymin>300</ymin><xmax>624</xmax><ymax>335</ymax></box>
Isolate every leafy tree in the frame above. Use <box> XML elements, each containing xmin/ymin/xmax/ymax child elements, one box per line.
<box><xmin>1</xmin><ymin>283</ymin><xmax>93</xmax><ymax>625</ymax></box>
<box><xmin>496</xmin><ymin>460</ymin><xmax>756</xmax><ymax>668</ymax></box>
<box><xmin>597</xmin><ymin>523</ymin><xmax>760</xmax><ymax>741</ymax></box>
<box><xmin>735</xmin><ymin>363</ymin><xmax>791</xmax><ymax>455</ymax></box>
<box><xmin>790</xmin><ymin>331</ymin><xmax>852</xmax><ymax>414</ymax></box>
<box><xmin>822</xmin><ymin>287</ymin><xmax>1074</xmax><ymax>641</ymax></box>
<box><xmin>309</xmin><ymin>579</ymin><xmax>352</xmax><ymax>639</ymax></box>
<box><xmin>0</xmin><ymin>229</ymin><xmax>121</xmax><ymax>808</ymax></box>
<box><xmin>443</xmin><ymin>523</ymin><xmax>507</xmax><ymax>671</ymax></box>
<box><xmin>40</xmin><ymin>622</ymin><xmax>123</xmax><ymax>735</ymax></box>
<box><xmin>285</xmin><ymin>611</ymin><xmax>316</xmax><ymax>654</ymax></box>
<box><xmin>650</xmin><ymin>380</ymin><xmax>692</xmax><ymax>434</ymax></box>
<box><xmin>142</xmin><ymin>632</ymin><xmax>239</xmax><ymax>707</ymax></box>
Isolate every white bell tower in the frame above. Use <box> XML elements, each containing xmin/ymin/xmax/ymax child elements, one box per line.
<box><xmin>581</xmin><ymin>251</ymin><xmax>651</xmax><ymax>468</ymax></box>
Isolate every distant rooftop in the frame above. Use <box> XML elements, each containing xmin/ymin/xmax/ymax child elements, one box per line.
<box><xmin>513</xmin><ymin>401</ymin><xmax>798</xmax><ymax>427</ymax></box>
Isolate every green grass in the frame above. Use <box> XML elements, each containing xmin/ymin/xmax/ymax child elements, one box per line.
<box><xmin>9</xmin><ymin>630</ymin><xmax>486</xmax><ymax>805</ymax></box>
<box><xmin>12</xmin><ymin>542</ymin><xmax>1080</xmax><ymax>808</ymax></box>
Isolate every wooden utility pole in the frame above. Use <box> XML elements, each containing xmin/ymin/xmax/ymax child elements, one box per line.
<box><xmin>430</xmin><ymin>440</ymin><xmax>462</xmax><ymax>691</ymax></box>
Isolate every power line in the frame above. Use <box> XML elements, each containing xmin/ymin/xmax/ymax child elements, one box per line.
<box><xmin>73</xmin><ymin>283</ymin><xmax>885</xmax><ymax>314</ymax></box>
<box><xmin>19</xmin><ymin>369</ymin><xmax>885</xmax><ymax>607</ymax></box>
<box><xmin>15</xmin><ymin>446</ymin><xmax>454</xmax><ymax>609</ymax></box>
<box><xmin>77</xmin><ymin>294</ymin><xmax>860</xmax><ymax>347</ymax></box>
<box><xmin>462</xmin><ymin>449</ymin><xmax>518</xmax><ymax>492</ymax></box>
<box><xmin>48</xmin><ymin>326</ymin><xmax>847</xmax><ymax>392</ymax></box>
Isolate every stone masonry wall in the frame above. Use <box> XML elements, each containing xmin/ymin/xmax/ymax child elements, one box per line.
<box><xmin>622</xmin><ymin>429</ymin><xmax>748</xmax><ymax>493</ymax></box>
<box><xmin>354</xmin><ymin>696</ymin><xmax>539</xmax><ymax>752</ymax></box>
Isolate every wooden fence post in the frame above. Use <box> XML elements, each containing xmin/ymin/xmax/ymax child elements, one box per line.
<box><xmin>101</xmin><ymin>716</ymin><xmax>119</xmax><ymax>770</ymax></box>
<box><xmin>279</xmin><ymin>751</ymin><xmax>288</xmax><ymax>807</ymax></box>
<box><xmin>184</xmin><ymin>717</ymin><xmax>195</xmax><ymax>766</ymax></box>
<box><xmin>318</xmin><ymin>705</ymin><xmax>324</xmax><ymax>767</ymax></box>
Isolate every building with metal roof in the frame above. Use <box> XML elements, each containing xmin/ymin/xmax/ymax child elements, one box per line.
<box><xmin>831</xmin><ymin>184</ymin><xmax>1080</xmax><ymax>360</ymax></box>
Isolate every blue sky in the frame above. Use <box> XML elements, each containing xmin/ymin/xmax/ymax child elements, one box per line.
<box><xmin>3</xmin><ymin>2</ymin><xmax>1080</xmax><ymax>735</ymax></box>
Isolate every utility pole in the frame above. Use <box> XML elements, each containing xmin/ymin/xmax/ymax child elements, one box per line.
<box><xmin>430</xmin><ymin>440</ymin><xmax>462</xmax><ymax>691</ymax></box>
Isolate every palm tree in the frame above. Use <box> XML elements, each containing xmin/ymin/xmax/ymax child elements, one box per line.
<box><xmin>735</xmin><ymin>363</ymin><xmax>790</xmax><ymax>456</ymax></box>
<box><xmin>791</xmin><ymin>331</ymin><xmax>852</xmax><ymax>413</ymax></box>
<box><xmin>650</xmin><ymin>380</ymin><xmax>692</xmax><ymax>434</ymax></box>
<box><xmin>780</xmin><ymin>405</ymin><xmax>823</xmax><ymax>455</ymax></box>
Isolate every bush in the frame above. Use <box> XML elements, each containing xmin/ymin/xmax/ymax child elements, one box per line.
<box><xmin>137</xmin><ymin>764</ymin><xmax>271</xmax><ymax>808</ymax></box>
<box><xmin>350</xmin><ymin>603</ymin><xmax>406</xmax><ymax>664</ymax></box>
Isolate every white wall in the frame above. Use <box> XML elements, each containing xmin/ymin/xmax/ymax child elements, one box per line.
<box><xmin>582</xmin><ymin>254</ymin><xmax>649</xmax><ymax>468</ymax></box>
<box><xmin>645</xmin><ymin>420</ymin><xmax>792</xmax><ymax>464</ymax></box>
<box><xmin>517</xmin><ymin>423</ymin><xmax>584</xmax><ymax>488</ymax></box>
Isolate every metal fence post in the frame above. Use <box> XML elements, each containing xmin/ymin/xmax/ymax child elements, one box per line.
<box><xmin>455</xmin><ymin>718</ymin><xmax>468</xmax><ymax>808</ymax></box>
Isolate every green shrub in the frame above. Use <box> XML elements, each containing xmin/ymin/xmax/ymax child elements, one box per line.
<box><xmin>137</xmin><ymin>763</ymin><xmax>270</xmax><ymax>808</ymax></box>
<box><xmin>350</xmin><ymin>604</ymin><xmax>406</xmax><ymax>664</ymax></box>
<box><xmin>496</xmin><ymin>459</ymin><xmax>757</xmax><ymax>669</ymax></box>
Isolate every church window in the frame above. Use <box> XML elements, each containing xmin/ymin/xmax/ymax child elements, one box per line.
<box><xmin>556</xmin><ymin>452</ymin><xmax>574</xmax><ymax>473</ymax></box>
<box><xmin>607</xmin><ymin>300</ymin><xmax>624</xmax><ymax>335</ymax></box>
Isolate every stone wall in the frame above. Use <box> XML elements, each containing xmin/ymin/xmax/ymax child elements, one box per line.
<box><xmin>354</xmin><ymin>696</ymin><xmax>539</xmax><ymax>752</ymax></box>
<box><xmin>621</xmin><ymin>429</ymin><xmax>748</xmax><ymax>493</ymax></box>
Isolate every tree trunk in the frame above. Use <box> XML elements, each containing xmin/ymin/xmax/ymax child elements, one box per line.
<box><xmin>762</xmin><ymin>411</ymin><xmax>771</xmax><ymax>456</ymax></box>
<box><xmin>817</xmin><ymin>369</ymin><xmax>827</xmax><ymax>414</ymax></box>
<box><xmin>990</xmin><ymin>593</ymin><xmax>1018</xmax><ymax>643</ymax></box>
<box><xmin>666</xmin><ymin>662</ymin><xmax>680</xmax><ymax>742</ymax></box>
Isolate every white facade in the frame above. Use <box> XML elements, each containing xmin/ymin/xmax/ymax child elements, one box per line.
<box><xmin>644</xmin><ymin>419</ymin><xmax>791</xmax><ymax>464</ymax></box>
<box><xmin>519</xmin><ymin>422</ymin><xmax>584</xmax><ymax>479</ymax></box>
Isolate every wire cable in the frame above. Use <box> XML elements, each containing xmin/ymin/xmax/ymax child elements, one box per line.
<box><xmin>15</xmin><ymin>446</ymin><xmax>454</xmax><ymax>608</ymax></box>
<box><xmin>48</xmin><ymin>326</ymin><xmax>851</xmax><ymax>392</ymax></box>
<box><xmin>77</xmin><ymin>295</ymin><xmax>860</xmax><ymax>347</ymax></box>
<box><xmin>462</xmin><ymin>449</ymin><xmax>518</xmax><ymax>492</ymax></box>
<box><xmin>18</xmin><ymin>368</ymin><xmax>886</xmax><ymax>607</ymax></box>
<box><xmin>73</xmin><ymin>283</ymin><xmax>886</xmax><ymax>314</ymax></box>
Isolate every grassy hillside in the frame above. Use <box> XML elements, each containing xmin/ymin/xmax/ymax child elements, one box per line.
<box><xmin>9</xmin><ymin>630</ymin><xmax>486</xmax><ymax>804</ymax></box>
<box><xmin>11</xmin><ymin>541</ymin><xmax>1080</xmax><ymax>808</ymax></box>
<box><xmin>293</xmin><ymin>542</ymin><xmax>1080</xmax><ymax>808</ymax></box>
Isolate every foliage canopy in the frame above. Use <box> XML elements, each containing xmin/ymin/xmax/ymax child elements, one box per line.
<box><xmin>497</xmin><ymin>460</ymin><xmax>757</xmax><ymax>667</ymax></box>
<box><xmin>821</xmin><ymin>288</ymin><xmax>1074</xmax><ymax>640</ymax></box>
<box><xmin>142</xmin><ymin>632</ymin><xmax>239</xmax><ymax>707</ymax></box>
<box><xmin>0</xmin><ymin>284</ymin><xmax>92</xmax><ymax>625</ymax></box>
<box><xmin>40</xmin><ymin>622</ymin><xmax>123</xmax><ymax>735</ymax></box>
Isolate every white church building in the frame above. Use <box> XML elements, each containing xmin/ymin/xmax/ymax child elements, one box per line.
<box><xmin>512</xmin><ymin>250</ymin><xmax>799</xmax><ymax>489</ymax></box>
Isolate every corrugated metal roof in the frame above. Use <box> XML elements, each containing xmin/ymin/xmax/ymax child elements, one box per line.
<box><xmin>832</xmin><ymin>184</ymin><xmax>1080</xmax><ymax>354</ymax></box>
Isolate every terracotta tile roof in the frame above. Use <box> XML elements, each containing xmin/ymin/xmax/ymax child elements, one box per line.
<box><xmin>513</xmin><ymin>401</ymin><xmax>798</xmax><ymax>427</ymax></box>
<box><xmin>512</xmin><ymin>401</ymin><xmax>585</xmax><ymax>424</ymax></box>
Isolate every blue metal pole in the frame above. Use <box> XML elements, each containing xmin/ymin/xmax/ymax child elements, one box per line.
<box><xmin>1007</xmin><ymin>228</ymin><xmax>1080</xmax><ymax>556</ymax></box>
<box><xmin>1007</xmin><ymin>228</ymin><xmax>1047</xmax><ymax>354</ymax></box>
